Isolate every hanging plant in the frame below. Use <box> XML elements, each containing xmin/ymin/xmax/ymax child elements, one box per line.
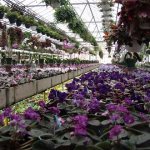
<box><xmin>43</xmin><ymin>0</ymin><xmax>68</xmax><ymax>8</ymax></box>
<box><xmin>6</xmin><ymin>11</ymin><xmax>18</xmax><ymax>24</ymax></box>
<box><xmin>1</xmin><ymin>26</ymin><xmax>7</xmax><ymax>49</ymax></box>
<box><xmin>15</xmin><ymin>27</ymin><xmax>24</xmax><ymax>45</ymax></box>
<box><xmin>0</xmin><ymin>5</ymin><xmax>6</xmax><ymax>19</ymax></box>
<box><xmin>7</xmin><ymin>27</ymin><xmax>16</xmax><ymax>46</ymax></box>
<box><xmin>54</xmin><ymin>6</ymin><xmax>76</xmax><ymax>23</ymax></box>
<box><xmin>16</xmin><ymin>14</ymin><xmax>22</xmax><ymax>27</ymax></box>
<box><xmin>22</xmin><ymin>16</ymin><xmax>36</xmax><ymax>28</ymax></box>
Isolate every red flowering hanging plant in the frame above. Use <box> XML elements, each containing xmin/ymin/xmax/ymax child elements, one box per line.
<box><xmin>115</xmin><ymin>0</ymin><xmax>150</xmax><ymax>46</ymax></box>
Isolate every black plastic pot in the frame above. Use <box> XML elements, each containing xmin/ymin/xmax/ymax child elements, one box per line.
<box><xmin>6</xmin><ymin>58</ymin><xmax>12</xmax><ymax>65</ymax></box>
<box><xmin>0</xmin><ymin>12</ymin><xmax>4</xmax><ymax>19</ymax></box>
<box><xmin>16</xmin><ymin>19</ymin><xmax>22</xmax><ymax>26</ymax></box>
<box><xmin>39</xmin><ymin>58</ymin><xmax>44</xmax><ymax>64</ymax></box>
<box><xmin>25</xmin><ymin>23</ymin><xmax>30</xmax><ymax>28</ymax></box>
<box><xmin>8</xmin><ymin>18</ymin><xmax>16</xmax><ymax>24</ymax></box>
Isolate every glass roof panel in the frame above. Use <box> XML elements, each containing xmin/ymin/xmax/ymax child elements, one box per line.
<box><xmin>1</xmin><ymin>0</ymin><xmax>121</xmax><ymax>46</ymax></box>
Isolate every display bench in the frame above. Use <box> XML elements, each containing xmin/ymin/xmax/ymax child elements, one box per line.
<box><xmin>0</xmin><ymin>64</ymin><xmax>99</xmax><ymax>109</ymax></box>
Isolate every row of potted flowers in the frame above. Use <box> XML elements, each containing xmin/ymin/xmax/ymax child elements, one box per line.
<box><xmin>0</xmin><ymin>64</ymin><xmax>149</xmax><ymax>150</ymax></box>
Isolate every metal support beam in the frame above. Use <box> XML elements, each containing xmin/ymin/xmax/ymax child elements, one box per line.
<box><xmin>24</xmin><ymin>2</ymin><xmax>99</xmax><ymax>7</ymax></box>
<box><xmin>86</xmin><ymin>0</ymin><xmax>101</xmax><ymax>40</ymax></box>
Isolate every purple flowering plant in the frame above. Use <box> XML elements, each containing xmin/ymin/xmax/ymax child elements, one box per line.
<box><xmin>0</xmin><ymin>64</ymin><xmax>150</xmax><ymax>149</ymax></box>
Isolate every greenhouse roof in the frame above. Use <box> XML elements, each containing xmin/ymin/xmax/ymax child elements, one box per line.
<box><xmin>1</xmin><ymin>0</ymin><xmax>121</xmax><ymax>47</ymax></box>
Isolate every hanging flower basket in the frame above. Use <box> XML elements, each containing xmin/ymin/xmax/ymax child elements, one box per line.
<box><xmin>16</xmin><ymin>19</ymin><xmax>22</xmax><ymax>27</ymax></box>
<box><xmin>125</xmin><ymin>40</ymin><xmax>144</xmax><ymax>52</ymax></box>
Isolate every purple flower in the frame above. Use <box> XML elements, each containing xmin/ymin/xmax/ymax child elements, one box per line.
<box><xmin>114</xmin><ymin>83</ymin><xmax>125</xmax><ymax>92</ymax></box>
<box><xmin>110</xmin><ymin>114</ymin><xmax>120</xmax><ymax>122</ymax></box>
<box><xmin>88</xmin><ymin>98</ymin><xmax>100</xmax><ymax>113</ymax></box>
<box><xmin>74</xmin><ymin>125</ymin><xmax>87</xmax><ymax>136</ymax></box>
<box><xmin>109</xmin><ymin>125</ymin><xmax>123</xmax><ymax>139</ymax></box>
<box><xmin>123</xmin><ymin>114</ymin><xmax>135</xmax><ymax>124</ymax></box>
<box><xmin>74</xmin><ymin>115</ymin><xmax>88</xmax><ymax>127</ymax></box>
<box><xmin>73</xmin><ymin>115</ymin><xmax>88</xmax><ymax>136</ymax></box>
<box><xmin>116</xmin><ymin>105</ymin><xmax>128</xmax><ymax>113</ymax></box>
<box><xmin>48</xmin><ymin>89</ymin><xmax>67</xmax><ymax>103</ymax></box>
<box><xmin>24</xmin><ymin>107</ymin><xmax>40</xmax><ymax>121</ymax></box>
<box><xmin>48</xmin><ymin>107</ymin><xmax>60</xmax><ymax>115</ymax></box>
<box><xmin>124</xmin><ymin>97</ymin><xmax>132</xmax><ymax>105</ymax></box>
<box><xmin>3</xmin><ymin>107</ymin><xmax>12</xmax><ymax>117</ymax></box>
<box><xmin>39</xmin><ymin>101</ymin><xmax>46</xmax><ymax>108</ymax></box>
<box><xmin>106</xmin><ymin>104</ymin><xmax>117</xmax><ymax>112</ymax></box>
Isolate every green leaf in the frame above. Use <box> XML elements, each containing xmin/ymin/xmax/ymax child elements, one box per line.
<box><xmin>0</xmin><ymin>136</ymin><xmax>12</xmax><ymax>142</ymax></box>
<box><xmin>74</xmin><ymin>145</ymin><xmax>104</xmax><ymax>150</ymax></box>
<box><xmin>96</xmin><ymin>141</ymin><xmax>111</xmax><ymax>150</ymax></box>
<box><xmin>129</xmin><ymin>133</ymin><xmax>150</xmax><ymax>145</ymax></box>
<box><xmin>88</xmin><ymin>120</ymin><xmax>101</xmax><ymax>126</ymax></box>
<box><xmin>101</xmin><ymin>120</ymin><xmax>111</xmax><ymax>126</ymax></box>
<box><xmin>32</xmin><ymin>140</ymin><xmax>55</xmax><ymax>150</ymax></box>
<box><xmin>0</xmin><ymin>126</ymin><xmax>14</xmax><ymax>134</ymax></box>
<box><xmin>120</xmin><ymin>140</ymin><xmax>136</xmax><ymax>150</ymax></box>
<box><xmin>29</xmin><ymin>129</ymin><xmax>47</xmax><ymax>138</ymax></box>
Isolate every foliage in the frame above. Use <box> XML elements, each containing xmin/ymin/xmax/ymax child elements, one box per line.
<box><xmin>55</xmin><ymin>5</ymin><xmax>76</xmax><ymax>23</ymax></box>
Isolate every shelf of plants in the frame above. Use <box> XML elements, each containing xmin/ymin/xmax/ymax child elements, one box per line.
<box><xmin>0</xmin><ymin>62</ymin><xmax>99</xmax><ymax>109</ymax></box>
<box><xmin>0</xmin><ymin>64</ymin><xmax>149</xmax><ymax>150</ymax></box>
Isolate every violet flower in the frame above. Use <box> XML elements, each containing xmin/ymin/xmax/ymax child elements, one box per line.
<box><xmin>24</xmin><ymin>107</ymin><xmax>41</xmax><ymax>122</ymax></box>
<box><xmin>123</xmin><ymin>114</ymin><xmax>135</xmax><ymax>124</ymax></box>
<box><xmin>109</xmin><ymin>125</ymin><xmax>123</xmax><ymax>139</ymax></box>
<box><xmin>88</xmin><ymin>97</ymin><xmax>100</xmax><ymax>113</ymax></box>
<box><xmin>73</xmin><ymin>115</ymin><xmax>88</xmax><ymax>136</ymax></box>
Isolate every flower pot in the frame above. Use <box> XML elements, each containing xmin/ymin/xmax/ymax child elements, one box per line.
<box><xmin>8</xmin><ymin>18</ymin><xmax>16</xmax><ymax>24</ymax></box>
<box><xmin>125</xmin><ymin>40</ymin><xmax>144</xmax><ymax>52</ymax></box>
<box><xmin>25</xmin><ymin>23</ymin><xmax>30</xmax><ymax>28</ymax></box>
<box><xmin>139</xmin><ymin>22</ymin><xmax>150</xmax><ymax>30</ymax></box>
<box><xmin>125</xmin><ymin>58</ymin><xmax>137</xmax><ymax>68</ymax></box>
<box><xmin>16</xmin><ymin>19</ymin><xmax>22</xmax><ymax>27</ymax></box>
<box><xmin>0</xmin><ymin>12</ymin><xmax>4</xmax><ymax>19</ymax></box>
<box><xmin>30</xmin><ymin>26</ymin><xmax>37</xmax><ymax>31</ymax></box>
<box><xmin>5</xmin><ymin>58</ymin><xmax>12</xmax><ymax>65</ymax></box>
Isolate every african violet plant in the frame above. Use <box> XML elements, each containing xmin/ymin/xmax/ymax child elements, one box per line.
<box><xmin>0</xmin><ymin>64</ymin><xmax>149</xmax><ymax>150</ymax></box>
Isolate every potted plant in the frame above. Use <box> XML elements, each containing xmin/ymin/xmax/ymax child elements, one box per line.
<box><xmin>43</xmin><ymin>0</ymin><xmax>68</xmax><ymax>8</ymax></box>
<box><xmin>0</xmin><ymin>5</ymin><xmax>6</xmax><ymax>19</ymax></box>
<box><xmin>16</xmin><ymin>14</ymin><xmax>22</xmax><ymax>27</ymax></box>
<box><xmin>54</xmin><ymin>6</ymin><xmax>76</xmax><ymax>23</ymax></box>
<box><xmin>6</xmin><ymin>11</ymin><xmax>18</xmax><ymax>24</ymax></box>
<box><xmin>22</xmin><ymin>16</ymin><xmax>36</xmax><ymax>28</ymax></box>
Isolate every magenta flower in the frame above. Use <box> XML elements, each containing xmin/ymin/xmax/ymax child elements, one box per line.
<box><xmin>74</xmin><ymin>115</ymin><xmax>88</xmax><ymax>127</ymax></box>
<box><xmin>116</xmin><ymin>105</ymin><xmax>128</xmax><ymax>113</ymax></box>
<box><xmin>109</xmin><ymin>125</ymin><xmax>123</xmax><ymax>139</ymax></box>
<box><xmin>74</xmin><ymin>125</ymin><xmax>87</xmax><ymax>136</ymax></box>
<box><xmin>39</xmin><ymin>101</ymin><xmax>46</xmax><ymax>108</ymax></box>
<box><xmin>123</xmin><ymin>114</ymin><xmax>135</xmax><ymax>124</ymax></box>
<box><xmin>73</xmin><ymin>115</ymin><xmax>88</xmax><ymax>136</ymax></box>
<box><xmin>106</xmin><ymin>104</ymin><xmax>117</xmax><ymax>112</ymax></box>
<box><xmin>124</xmin><ymin>97</ymin><xmax>132</xmax><ymax>105</ymax></box>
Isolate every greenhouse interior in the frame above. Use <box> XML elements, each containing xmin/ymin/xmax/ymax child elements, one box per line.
<box><xmin>0</xmin><ymin>0</ymin><xmax>149</xmax><ymax>149</ymax></box>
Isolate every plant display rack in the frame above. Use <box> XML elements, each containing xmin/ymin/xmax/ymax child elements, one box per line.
<box><xmin>0</xmin><ymin>64</ymin><xmax>99</xmax><ymax>109</ymax></box>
